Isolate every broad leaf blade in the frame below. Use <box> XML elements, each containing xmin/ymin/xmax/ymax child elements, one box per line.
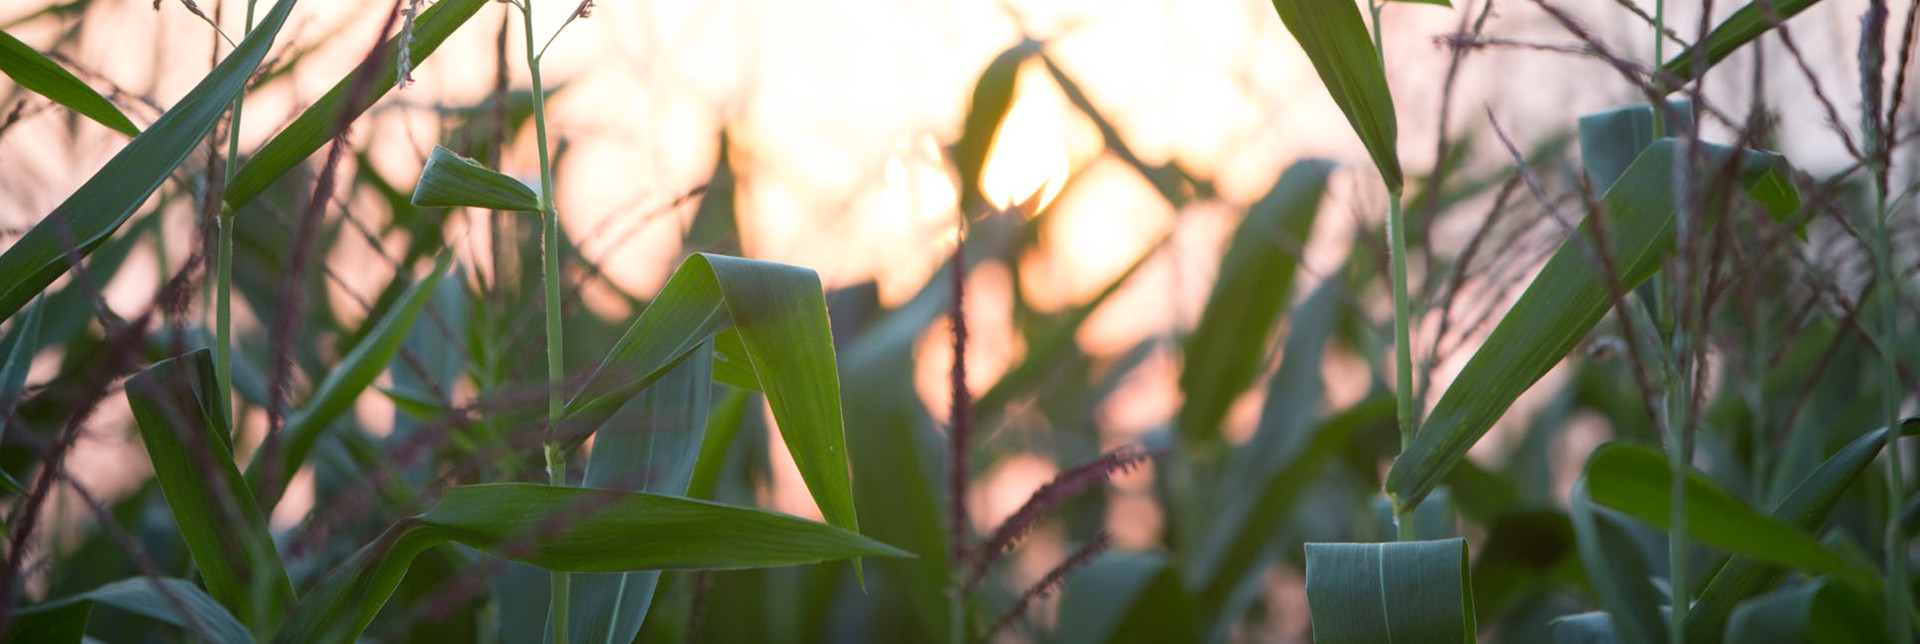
<box><xmin>1578</xmin><ymin>101</ymin><xmax>1692</xmax><ymax>193</ymax></box>
<box><xmin>954</xmin><ymin>39</ymin><xmax>1038</xmax><ymax>211</ymax></box>
<box><xmin>561</xmin><ymin>254</ymin><xmax>859</xmax><ymax>539</ymax></box>
<box><xmin>565</xmin><ymin>344</ymin><xmax>714</xmax><ymax>644</ymax></box>
<box><xmin>274</xmin><ymin>485</ymin><xmax>906</xmax><ymax>644</ymax></box>
<box><xmin>1725</xmin><ymin>580</ymin><xmax>1890</xmax><ymax>644</ymax></box>
<box><xmin>224</xmin><ymin>0</ymin><xmax>489</xmax><ymax>212</ymax></box>
<box><xmin>1568</xmin><ymin>481</ymin><xmax>1664</xmax><ymax>644</ymax></box>
<box><xmin>1177</xmin><ymin>159</ymin><xmax>1333</xmax><ymax>448</ymax></box>
<box><xmin>1584</xmin><ymin>441</ymin><xmax>1870</xmax><ymax>586</ymax></box>
<box><xmin>410</xmin><ymin>145</ymin><xmax>540</xmax><ymax>211</ymax></box>
<box><xmin>1266</xmin><ymin>0</ymin><xmax>1402</xmax><ymax>190</ymax></box>
<box><xmin>125</xmin><ymin>350</ymin><xmax>293</xmax><ymax>635</ymax></box>
<box><xmin>1303</xmin><ymin>538</ymin><xmax>1476</xmax><ymax>643</ymax></box>
<box><xmin>0</xmin><ymin>30</ymin><xmax>138</xmax><ymax>135</ymax></box>
<box><xmin>1686</xmin><ymin>419</ymin><xmax>1920</xmax><ymax>642</ymax></box>
<box><xmin>1387</xmin><ymin>139</ymin><xmax>1800</xmax><ymax>509</ymax></box>
<box><xmin>18</xmin><ymin>578</ymin><xmax>252</xmax><ymax>644</ymax></box>
<box><xmin>0</xmin><ymin>0</ymin><xmax>298</xmax><ymax>323</ymax></box>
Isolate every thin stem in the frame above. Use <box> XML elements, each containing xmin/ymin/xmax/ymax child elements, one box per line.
<box><xmin>1388</xmin><ymin>189</ymin><xmax>1417</xmax><ymax>543</ymax></box>
<box><xmin>523</xmin><ymin>2</ymin><xmax>568</xmax><ymax>641</ymax></box>
<box><xmin>1875</xmin><ymin>177</ymin><xmax>1911</xmax><ymax>644</ymax></box>
<box><xmin>1666</xmin><ymin>385</ymin><xmax>1689</xmax><ymax>644</ymax></box>
<box><xmin>214</xmin><ymin>0</ymin><xmax>259</xmax><ymax>439</ymax></box>
<box><xmin>1651</xmin><ymin>0</ymin><xmax>1667</xmax><ymax>137</ymax></box>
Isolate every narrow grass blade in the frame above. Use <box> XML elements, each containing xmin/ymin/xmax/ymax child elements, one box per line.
<box><xmin>272</xmin><ymin>484</ymin><xmax>907</xmax><ymax>644</ymax></box>
<box><xmin>1568</xmin><ymin>480</ymin><xmax>1665</xmax><ymax>644</ymax></box>
<box><xmin>224</xmin><ymin>0</ymin><xmax>489</xmax><ymax>212</ymax></box>
<box><xmin>1386</xmin><ymin>139</ymin><xmax>1800</xmax><ymax>509</ymax></box>
<box><xmin>1584</xmin><ymin>441</ymin><xmax>1873</xmax><ymax>587</ymax></box>
<box><xmin>1266</xmin><ymin>0</ymin><xmax>1401</xmax><ymax>190</ymax></box>
<box><xmin>1726</xmin><ymin>579</ymin><xmax>1889</xmax><ymax>644</ymax></box>
<box><xmin>561</xmin><ymin>254</ymin><xmax>859</xmax><ymax>540</ymax></box>
<box><xmin>0</xmin><ymin>30</ymin><xmax>137</xmax><ymax>135</ymax></box>
<box><xmin>565</xmin><ymin>344</ymin><xmax>713</xmax><ymax>644</ymax></box>
<box><xmin>1177</xmin><ymin>159</ymin><xmax>1333</xmax><ymax>449</ymax></box>
<box><xmin>1660</xmin><ymin>0</ymin><xmax>1822</xmax><ymax>90</ymax></box>
<box><xmin>125</xmin><ymin>350</ymin><xmax>294</xmax><ymax>635</ymax></box>
<box><xmin>246</xmin><ymin>251</ymin><xmax>452</xmax><ymax>506</ymax></box>
<box><xmin>1302</xmin><ymin>538</ymin><xmax>1476</xmax><ymax>643</ymax></box>
<box><xmin>17</xmin><ymin>578</ymin><xmax>252</xmax><ymax>644</ymax></box>
<box><xmin>410</xmin><ymin>145</ymin><xmax>540</xmax><ymax>212</ymax></box>
<box><xmin>1055</xmin><ymin>552</ymin><xmax>1200</xmax><ymax>644</ymax></box>
<box><xmin>1686</xmin><ymin>418</ymin><xmax>1920</xmax><ymax>642</ymax></box>
<box><xmin>1189</xmin><ymin>395</ymin><xmax>1398</xmax><ymax>618</ymax></box>
<box><xmin>0</xmin><ymin>0</ymin><xmax>297</xmax><ymax>324</ymax></box>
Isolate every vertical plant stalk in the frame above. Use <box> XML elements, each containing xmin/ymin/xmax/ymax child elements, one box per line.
<box><xmin>946</xmin><ymin>224</ymin><xmax>972</xmax><ymax>644</ymax></box>
<box><xmin>215</xmin><ymin>0</ymin><xmax>260</xmax><ymax>437</ymax></box>
<box><xmin>520</xmin><ymin>1</ymin><xmax>569</xmax><ymax>641</ymax></box>
<box><xmin>1863</xmin><ymin>2</ymin><xmax>1909</xmax><ymax>639</ymax></box>
<box><xmin>1651</xmin><ymin>3</ymin><xmax>1688</xmax><ymax>640</ymax></box>
<box><xmin>1370</xmin><ymin>0</ymin><xmax>1420</xmax><ymax>542</ymax></box>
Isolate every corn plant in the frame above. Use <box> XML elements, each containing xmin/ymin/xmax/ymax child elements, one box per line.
<box><xmin>3</xmin><ymin>0</ymin><xmax>1920</xmax><ymax>641</ymax></box>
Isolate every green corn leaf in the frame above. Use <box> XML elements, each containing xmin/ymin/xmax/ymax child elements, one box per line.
<box><xmin>710</xmin><ymin>328</ymin><xmax>761</xmax><ymax>392</ymax></box>
<box><xmin>1578</xmin><ymin>101</ymin><xmax>1693</xmax><ymax>193</ymax></box>
<box><xmin>1725</xmin><ymin>579</ymin><xmax>1890</xmax><ymax>644</ymax></box>
<box><xmin>1548</xmin><ymin>611</ymin><xmax>1624</xmax><ymax>644</ymax></box>
<box><xmin>224</xmin><ymin>0</ymin><xmax>489</xmax><ymax>212</ymax></box>
<box><xmin>410</xmin><ymin>145</ymin><xmax>540</xmax><ymax>212</ymax></box>
<box><xmin>1568</xmin><ymin>480</ymin><xmax>1665</xmax><ymax>644</ymax></box>
<box><xmin>1189</xmin><ymin>394</ymin><xmax>1398</xmax><ymax>620</ymax></box>
<box><xmin>558</xmin><ymin>254</ymin><xmax>860</xmax><ymax>542</ymax></box>
<box><xmin>272</xmin><ymin>484</ymin><xmax>908</xmax><ymax>644</ymax></box>
<box><xmin>1583</xmin><ymin>442</ymin><xmax>1874</xmax><ymax>588</ymax></box>
<box><xmin>1660</xmin><ymin>0</ymin><xmax>1822</xmax><ymax>91</ymax></box>
<box><xmin>1266</xmin><ymin>0</ymin><xmax>1402</xmax><ymax>191</ymax></box>
<box><xmin>17</xmin><ymin>578</ymin><xmax>252</xmax><ymax>644</ymax></box>
<box><xmin>1686</xmin><ymin>418</ymin><xmax>1920</xmax><ymax>643</ymax></box>
<box><xmin>955</xmin><ymin>39</ymin><xmax>1039</xmax><ymax>211</ymax></box>
<box><xmin>1177</xmin><ymin>159</ymin><xmax>1333</xmax><ymax>449</ymax></box>
<box><xmin>565</xmin><ymin>344</ymin><xmax>713</xmax><ymax>644</ymax></box>
<box><xmin>0</xmin><ymin>301</ymin><xmax>43</xmax><ymax>443</ymax></box>
<box><xmin>0</xmin><ymin>0</ymin><xmax>297</xmax><ymax>324</ymax></box>
<box><xmin>244</xmin><ymin>251</ymin><xmax>452</xmax><ymax>507</ymax></box>
<box><xmin>125</xmin><ymin>350</ymin><xmax>294</xmax><ymax>635</ymax></box>
<box><xmin>0</xmin><ymin>30</ymin><xmax>138</xmax><ymax>135</ymax></box>
<box><xmin>1055</xmin><ymin>552</ymin><xmax>1200</xmax><ymax>644</ymax></box>
<box><xmin>4</xmin><ymin>600</ymin><xmax>89</xmax><ymax>644</ymax></box>
<box><xmin>1386</xmin><ymin>138</ymin><xmax>1800</xmax><ymax>510</ymax></box>
<box><xmin>1303</xmin><ymin>538</ymin><xmax>1476</xmax><ymax>643</ymax></box>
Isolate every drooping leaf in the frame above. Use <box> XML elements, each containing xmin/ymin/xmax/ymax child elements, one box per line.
<box><xmin>1686</xmin><ymin>419</ymin><xmax>1920</xmax><ymax>643</ymax></box>
<box><xmin>16</xmin><ymin>577</ymin><xmax>252</xmax><ymax>644</ymax></box>
<box><xmin>0</xmin><ymin>29</ymin><xmax>138</xmax><ymax>135</ymax></box>
<box><xmin>125</xmin><ymin>350</ymin><xmax>294</xmax><ymax>635</ymax></box>
<box><xmin>1584</xmin><ymin>441</ymin><xmax>1872</xmax><ymax>587</ymax></box>
<box><xmin>0</xmin><ymin>301</ymin><xmax>43</xmax><ymax>443</ymax></box>
<box><xmin>245</xmin><ymin>251</ymin><xmax>452</xmax><ymax>507</ymax></box>
<box><xmin>1302</xmin><ymin>538</ymin><xmax>1476</xmax><ymax>643</ymax></box>
<box><xmin>272</xmin><ymin>484</ymin><xmax>908</xmax><ymax>644</ymax></box>
<box><xmin>1660</xmin><ymin>0</ymin><xmax>1823</xmax><ymax>90</ymax></box>
<box><xmin>1055</xmin><ymin>552</ymin><xmax>1200</xmax><ymax>644</ymax></box>
<box><xmin>0</xmin><ymin>0</ymin><xmax>298</xmax><ymax>324</ymax></box>
<box><xmin>224</xmin><ymin>0</ymin><xmax>489</xmax><ymax>212</ymax></box>
<box><xmin>1567</xmin><ymin>481</ymin><xmax>1664</xmax><ymax>644</ymax></box>
<box><xmin>565</xmin><ymin>344</ymin><xmax>714</xmax><ymax>644</ymax></box>
<box><xmin>558</xmin><ymin>254</ymin><xmax>859</xmax><ymax>540</ymax></box>
<box><xmin>1177</xmin><ymin>159</ymin><xmax>1333</xmax><ymax>449</ymax></box>
<box><xmin>4</xmin><ymin>600</ymin><xmax>89</xmax><ymax>644</ymax></box>
<box><xmin>955</xmin><ymin>39</ymin><xmax>1039</xmax><ymax>211</ymax></box>
<box><xmin>1266</xmin><ymin>0</ymin><xmax>1402</xmax><ymax>191</ymax></box>
<box><xmin>1386</xmin><ymin>139</ymin><xmax>1800</xmax><ymax>510</ymax></box>
<box><xmin>1725</xmin><ymin>579</ymin><xmax>1890</xmax><ymax>644</ymax></box>
<box><xmin>409</xmin><ymin>145</ymin><xmax>540</xmax><ymax>212</ymax></box>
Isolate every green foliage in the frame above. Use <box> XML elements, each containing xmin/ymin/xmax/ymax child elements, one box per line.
<box><xmin>0</xmin><ymin>29</ymin><xmax>137</xmax><ymax>135</ymax></box>
<box><xmin>1303</xmin><ymin>539</ymin><xmax>1476</xmax><ymax>643</ymax></box>
<box><xmin>1266</xmin><ymin>0</ymin><xmax>1402</xmax><ymax>191</ymax></box>
<box><xmin>410</xmin><ymin>146</ymin><xmax>541</xmax><ymax>212</ymax></box>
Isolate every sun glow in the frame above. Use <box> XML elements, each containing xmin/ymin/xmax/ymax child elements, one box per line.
<box><xmin>979</xmin><ymin>60</ymin><xmax>1073</xmax><ymax>213</ymax></box>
